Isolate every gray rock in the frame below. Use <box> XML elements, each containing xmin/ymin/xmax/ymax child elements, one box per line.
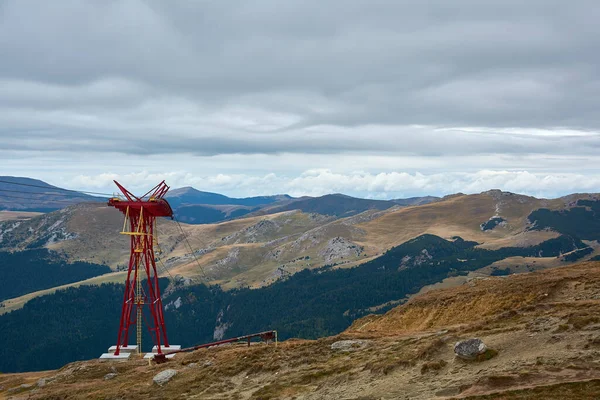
<box><xmin>454</xmin><ymin>338</ymin><xmax>488</xmax><ymax>360</ymax></box>
<box><xmin>37</xmin><ymin>378</ymin><xmax>46</xmax><ymax>387</ymax></box>
<box><xmin>8</xmin><ymin>384</ymin><xmax>33</xmax><ymax>393</ymax></box>
<box><xmin>153</xmin><ymin>369</ymin><xmax>177</xmax><ymax>386</ymax></box>
<box><xmin>203</xmin><ymin>360</ymin><xmax>213</xmax><ymax>367</ymax></box>
<box><xmin>104</xmin><ymin>373</ymin><xmax>118</xmax><ymax>380</ymax></box>
<box><xmin>186</xmin><ymin>363</ymin><xmax>197</xmax><ymax>368</ymax></box>
<box><xmin>330</xmin><ymin>340</ymin><xmax>369</xmax><ymax>352</ymax></box>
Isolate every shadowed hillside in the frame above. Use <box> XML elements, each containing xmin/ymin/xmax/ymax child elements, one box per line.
<box><xmin>257</xmin><ymin>193</ymin><xmax>400</xmax><ymax>217</ymax></box>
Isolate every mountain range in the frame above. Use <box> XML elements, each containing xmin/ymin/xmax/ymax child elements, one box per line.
<box><xmin>0</xmin><ymin>176</ymin><xmax>438</xmax><ymax>224</ymax></box>
<box><xmin>1</xmin><ymin>176</ymin><xmax>600</xmax><ymax>380</ymax></box>
<box><xmin>1</xmin><ymin>181</ymin><xmax>599</xmax><ymax>300</ymax></box>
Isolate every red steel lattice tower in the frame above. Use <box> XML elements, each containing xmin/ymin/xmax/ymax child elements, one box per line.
<box><xmin>108</xmin><ymin>180</ymin><xmax>173</xmax><ymax>356</ymax></box>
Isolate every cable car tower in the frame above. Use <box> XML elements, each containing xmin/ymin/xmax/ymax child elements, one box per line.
<box><xmin>106</xmin><ymin>180</ymin><xmax>174</xmax><ymax>357</ymax></box>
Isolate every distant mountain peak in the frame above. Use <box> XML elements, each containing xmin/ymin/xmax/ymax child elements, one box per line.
<box><xmin>168</xmin><ymin>186</ymin><xmax>213</xmax><ymax>196</ymax></box>
<box><xmin>166</xmin><ymin>186</ymin><xmax>294</xmax><ymax>210</ymax></box>
<box><xmin>0</xmin><ymin>176</ymin><xmax>102</xmax><ymax>212</ymax></box>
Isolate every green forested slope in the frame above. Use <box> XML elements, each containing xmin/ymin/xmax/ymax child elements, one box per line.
<box><xmin>528</xmin><ymin>199</ymin><xmax>600</xmax><ymax>240</ymax></box>
<box><xmin>0</xmin><ymin>249</ymin><xmax>110</xmax><ymax>302</ymax></box>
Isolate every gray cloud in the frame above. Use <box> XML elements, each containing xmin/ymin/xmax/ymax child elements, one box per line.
<box><xmin>1</xmin><ymin>1</ymin><xmax>599</xmax><ymax>125</ymax></box>
<box><xmin>1</xmin><ymin>0</ymin><xmax>599</xmax><ymax>197</ymax></box>
<box><xmin>2</xmin><ymin>116</ymin><xmax>599</xmax><ymax>157</ymax></box>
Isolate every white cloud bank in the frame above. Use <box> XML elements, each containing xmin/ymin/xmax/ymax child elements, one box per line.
<box><xmin>64</xmin><ymin>169</ymin><xmax>600</xmax><ymax>200</ymax></box>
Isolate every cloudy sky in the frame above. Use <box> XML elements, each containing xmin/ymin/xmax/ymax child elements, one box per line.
<box><xmin>2</xmin><ymin>0</ymin><xmax>600</xmax><ymax>199</ymax></box>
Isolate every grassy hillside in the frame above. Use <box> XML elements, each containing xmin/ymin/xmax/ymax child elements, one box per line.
<box><xmin>4</xmin><ymin>261</ymin><xmax>600</xmax><ymax>399</ymax></box>
<box><xmin>0</xmin><ymin>210</ymin><xmax>42</xmax><ymax>222</ymax></box>
<box><xmin>357</xmin><ymin>190</ymin><xmax>557</xmax><ymax>251</ymax></box>
<box><xmin>1</xmin><ymin>190</ymin><xmax>599</xmax><ymax>315</ymax></box>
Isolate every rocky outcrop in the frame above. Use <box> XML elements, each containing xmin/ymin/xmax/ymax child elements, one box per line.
<box><xmin>153</xmin><ymin>369</ymin><xmax>177</xmax><ymax>386</ymax></box>
<box><xmin>8</xmin><ymin>384</ymin><xmax>33</xmax><ymax>394</ymax></box>
<box><xmin>221</xmin><ymin>219</ymin><xmax>282</xmax><ymax>244</ymax></box>
<box><xmin>213</xmin><ymin>309</ymin><xmax>231</xmax><ymax>340</ymax></box>
<box><xmin>454</xmin><ymin>338</ymin><xmax>487</xmax><ymax>360</ymax></box>
<box><xmin>319</xmin><ymin>237</ymin><xmax>364</xmax><ymax>263</ymax></box>
<box><xmin>216</xmin><ymin>248</ymin><xmax>240</xmax><ymax>267</ymax></box>
<box><xmin>103</xmin><ymin>373</ymin><xmax>118</xmax><ymax>380</ymax></box>
<box><xmin>331</xmin><ymin>340</ymin><xmax>369</xmax><ymax>352</ymax></box>
<box><xmin>164</xmin><ymin>296</ymin><xmax>183</xmax><ymax>311</ymax></box>
<box><xmin>399</xmin><ymin>248</ymin><xmax>433</xmax><ymax>270</ymax></box>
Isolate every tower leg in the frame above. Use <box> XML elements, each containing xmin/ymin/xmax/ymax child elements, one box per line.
<box><xmin>122</xmin><ymin>253</ymin><xmax>140</xmax><ymax>348</ymax></box>
<box><xmin>114</xmin><ymin>250</ymin><xmax>135</xmax><ymax>356</ymax></box>
<box><xmin>136</xmin><ymin>264</ymin><xmax>142</xmax><ymax>355</ymax></box>
<box><xmin>142</xmin><ymin>242</ymin><xmax>164</xmax><ymax>354</ymax></box>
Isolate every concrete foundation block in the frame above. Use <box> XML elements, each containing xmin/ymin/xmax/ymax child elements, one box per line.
<box><xmin>108</xmin><ymin>345</ymin><xmax>138</xmax><ymax>353</ymax></box>
<box><xmin>99</xmin><ymin>352</ymin><xmax>132</xmax><ymax>361</ymax></box>
<box><xmin>151</xmin><ymin>345</ymin><xmax>181</xmax><ymax>353</ymax></box>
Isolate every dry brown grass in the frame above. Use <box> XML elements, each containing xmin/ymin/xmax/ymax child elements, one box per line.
<box><xmin>421</xmin><ymin>359</ymin><xmax>448</xmax><ymax>374</ymax></box>
<box><xmin>0</xmin><ymin>210</ymin><xmax>42</xmax><ymax>221</ymax></box>
<box><xmin>460</xmin><ymin>379</ymin><xmax>600</xmax><ymax>399</ymax></box>
<box><xmin>347</xmin><ymin>262</ymin><xmax>600</xmax><ymax>336</ymax></box>
<box><xmin>567</xmin><ymin>313</ymin><xmax>600</xmax><ymax>329</ymax></box>
<box><xmin>357</xmin><ymin>192</ymin><xmax>549</xmax><ymax>252</ymax></box>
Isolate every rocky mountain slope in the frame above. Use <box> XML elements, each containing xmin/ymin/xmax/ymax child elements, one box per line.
<box><xmin>4</xmin><ymin>261</ymin><xmax>600</xmax><ymax>399</ymax></box>
<box><xmin>2</xmin><ymin>190</ymin><xmax>600</xmax><ymax>315</ymax></box>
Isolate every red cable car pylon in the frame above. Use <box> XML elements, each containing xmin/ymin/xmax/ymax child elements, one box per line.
<box><xmin>108</xmin><ymin>180</ymin><xmax>173</xmax><ymax>356</ymax></box>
